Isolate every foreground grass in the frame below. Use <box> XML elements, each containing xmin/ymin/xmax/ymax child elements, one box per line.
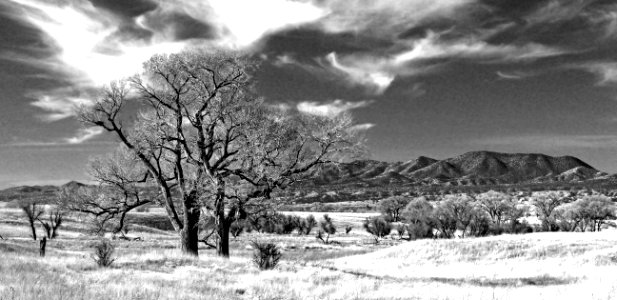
<box><xmin>2</xmin><ymin>207</ymin><xmax>617</xmax><ymax>299</ymax></box>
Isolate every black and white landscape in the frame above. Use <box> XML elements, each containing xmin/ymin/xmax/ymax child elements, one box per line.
<box><xmin>2</xmin><ymin>1</ymin><xmax>617</xmax><ymax>300</ymax></box>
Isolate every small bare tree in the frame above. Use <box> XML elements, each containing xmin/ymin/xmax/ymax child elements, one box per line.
<box><xmin>21</xmin><ymin>202</ymin><xmax>43</xmax><ymax>240</ymax></box>
<box><xmin>37</xmin><ymin>207</ymin><xmax>65</xmax><ymax>239</ymax></box>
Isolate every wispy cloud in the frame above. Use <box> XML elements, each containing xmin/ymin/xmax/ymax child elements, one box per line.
<box><xmin>393</xmin><ymin>32</ymin><xmax>564</xmax><ymax>63</ymax></box>
<box><xmin>323</xmin><ymin>53</ymin><xmax>395</xmax><ymax>94</ymax></box>
<box><xmin>65</xmin><ymin>127</ymin><xmax>104</xmax><ymax>144</ymax></box>
<box><xmin>348</xmin><ymin>123</ymin><xmax>376</xmax><ymax>132</ymax></box>
<box><xmin>496</xmin><ymin>71</ymin><xmax>534</xmax><ymax>80</ymax></box>
<box><xmin>296</xmin><ymin>99</ymin><xmax>373</xmax><ymax>116</ymax></box>
<box><xmin>314</xmin><ymin>0</ymin><xmax>474</xmax><ymax>38</ymax></box>
<box><xmin>30</xmin><ymin>94</ymin><xmax>92</xmax><ymax>122</ymax></box>
<box><xmin>576</xmin><ymin>62</ymin><xmax>617</xmax><ymax>86</ymax></box>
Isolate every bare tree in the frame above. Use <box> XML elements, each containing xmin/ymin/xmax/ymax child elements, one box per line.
<box><xmin>77</xmin><ymin>50</ymin><xmax>362</xmax><ymax>257</ymax></box>
<box><xmin>37</xmin><ymin>208</ymin><xmax>65</xmax><ymax>239</ymax></box>
<box><xmin>532</xmin><ymin>192</ymin><xmax>568</xmax><ymax>231</ymax></box>
<box><xmin>475</xmin><ymin>191</ymin><xmax>515</xmax><ymax>227</ymax></box>
<box><xmin>21</xmin><ymin>202</ymin><xmax>43</xmax><ymax>240</ymax></box>
<box><xmin>379</xmin><ymin>196</ymin><xmax>410</xmax><ymax>222</ymax></box>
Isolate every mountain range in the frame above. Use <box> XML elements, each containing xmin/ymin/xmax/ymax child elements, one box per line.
<box><xmin>309</xmin><ymin>151</ymin><xmax>609</xmax><ymax>186</ymax></box>
<box><xmin>1</xmin><ymin>151</ymin><xmax>613</xmax><ymax>202</ymax></box>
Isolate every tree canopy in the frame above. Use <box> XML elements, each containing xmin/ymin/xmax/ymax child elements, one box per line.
<box><xmin>76</xmin><ymin>50</ymin><xmax>364</xmax><ymax>256</ymax></box>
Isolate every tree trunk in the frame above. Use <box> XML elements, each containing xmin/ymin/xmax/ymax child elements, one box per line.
<box><xmin>30</xmin><ymin>223</ymin><xmax>37</xmax><ymax>241</ymax></box>
<box><xmin>217</xmin><ymin>218</ymin><xmax>230</xmax><ymax>258</ymax></box>
<box><xmin>180</xmin><ymin>193</ymin><xmax>200</xmax><ymax>256</ymax></box>
<box><xmin>39</xmin><ymin>237</ymin><xmax>46</xmax><ymax>257</ymax></box>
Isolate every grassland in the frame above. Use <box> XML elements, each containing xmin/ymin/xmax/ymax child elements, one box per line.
<box><xmin>1</xmin><ymin>204</ymin><xmax>617</xmax><ymax>300</ymax></box>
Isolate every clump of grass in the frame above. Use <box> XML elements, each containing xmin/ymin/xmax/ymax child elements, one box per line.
<box><xmin>252</xmin><ymin>241</ymin><xmax>281</xmax><ymax>270</ymax></box>
<box><xmin>92</xmin><ymin>239</ymin><xmax>116</xmax><ymax>268</ymax></box>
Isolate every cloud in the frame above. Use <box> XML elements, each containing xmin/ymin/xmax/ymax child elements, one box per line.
<box><xmin>314</xmin><ymin>0</ymin><xmax>473</xmax><ymax>38</ymax></box>
<box><xmin>348</xmin><ymin>123</ymin><xmax>376</xmax><ymax>132</ymax></box>
<box><xmin>296</xmin><ymin>99</ymin><xmax>373</xmax><ymax>116</ymax></box>
<box><xmin>496</xmin><ymin>71</ymin><xmax>534</xmax><ymax>80</ymax></box>
<box><xmin>65</xmin><ymin>127</ymin><xmax>105</xmax><ymax>144</ymax></box>
<box><xmin>205</xmin><ymin>0</ymin><xmax>326</xmax><ymax>48</ymax></box>
<box><xmin>393</xmin><ymin>32</ymin><xmax>564</xmax><ymax>63</ymax></box>
<box><xmin>30</xmin><ymin>94</ymin><xmax>92</xmax><ymax>122</ymax></box>
<box><xmin>318</xmin><ymin>32</ymin><xmax>562</xmax><ymax>94</ymax></box>
<box><xmin>323</xmin><ymin>53</ymin><xmax>395</xmax><ymax>94</ymax></box>
<box><xmin>577</xmin><ymin>62</ymin><xmax>617</xmax><ymax>86</ymax></box>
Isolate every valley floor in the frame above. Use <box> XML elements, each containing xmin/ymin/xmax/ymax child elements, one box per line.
<box><xmin>1</xmin><ymin>208</ymin><xmax>617</xmax><ymax>300</ymax></box>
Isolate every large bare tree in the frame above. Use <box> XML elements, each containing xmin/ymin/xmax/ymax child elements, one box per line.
<box><xmin>77</xmin><ymin>50</ymin><xmax>362</xmax><ymax>257</ymax></box>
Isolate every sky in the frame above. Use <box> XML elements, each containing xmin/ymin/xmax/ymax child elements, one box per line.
<box><xmin>2</xmin><ymin>0</ymin><xmax>617</xmax><ymax>188</ymax></box>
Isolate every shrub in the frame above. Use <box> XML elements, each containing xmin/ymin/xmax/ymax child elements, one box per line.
<box><xmin>92</xmin><ymin>239</ymin><xmax>116</xmax><ymax>268</ymax></box>
<box><xmin>251</xmin><ymin>241</ymin><xmax>281</xmax><ymax>270</ymax></box>
<box><xmin>401</xmin><ymin>197</ymin><xmax>435</xmax><ymax>239</ymax></box>
<box><xmin>406</xmin><ymin>222</ymin><xmax>433</xmax><ymax>240</ymax></box>
<box><xmin>363</xmin><ymin>217</ymin><xmax>392</xmax><ymax>243</ymax></box>
<box><xmin>316</xmin><ymin>214</ymin><xmax>336</xmax><ymax>244</ymax></box>
<box><xmin>230</xmin><ymin>221</ymin><xmax>244</xmax><ymax>238</ymax></box>
<box><xmin>300</xmin><ymin>214</ymin><xmax>317</xmax><ymax>235</ymax></box>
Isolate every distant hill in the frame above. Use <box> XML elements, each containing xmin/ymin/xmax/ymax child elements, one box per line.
<box><xmin>1</xmin><ymin>151</ymin><xmax>613</xmax><ymax>204</ymax></box>
<box><xmin>309</xmin><ymin>151</ymin><xmax>607</xmax><ymax>186</ymax></box>
<box><xmin>0</xmin><ymin>181</ymin><xmax>86</xmax><ymax>203</ymax></box>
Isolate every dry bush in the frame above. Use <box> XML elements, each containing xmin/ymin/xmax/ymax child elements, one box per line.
<box><xmin>92</xmin><ymin>239</ymin><xmax>116</xmax><ymax>268</ymax></box>
<box><xmin>251</xmin><ymin>241</ymin><xmax>281</xmax><ymax>270</ymax></box>
<box><xmin>363</xmin><ymin>217</ymin><xmax>392</xmax><ymax>243</ymax></box>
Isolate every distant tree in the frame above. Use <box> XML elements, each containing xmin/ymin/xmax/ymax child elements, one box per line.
<box><xmin>77</xmin><ymin>50</ymin><xmax>363</xmax><ymax>257</ymax></box>
<box><xmin>379</xmin><ymin>196</ymin><xmax>411</xmax><ymax>222</ymax></box>
<box><xmin>475</xmin><ymin>191</ymin><xmax>515</xmax><ymax>226</ymax></box>
<box><xmin>401</xmin><ymin>197</ymin><xmax>434</xmax><ymax>239</ymax></box>
<box><xmin>532</xmin><ymin>192</ymin><xmax>569</xmax><ymax>231</ymax></box>
<box><xmin>442</xmin><ymin>195</ymin><xmax>477</xmax><ymax>237</ymax></box>
<box><xmin>558</xmin><ymin>195</ymin><xmax>616</xmax><ymax>232</ymax></box>
<box><xmin>21</xmin><ymin>202</ymin><xmax>43</xmax><ymax>240</ymax></box>
<box><xmin>431</xmin><ymin>201</ymin><xmax>457</xmax><ymax>239</ymax></box>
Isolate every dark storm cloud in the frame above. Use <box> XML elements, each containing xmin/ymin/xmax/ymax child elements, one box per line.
<box><xmin>141</xmin><ymin>11</ymin><xmax>218</xmax><ymax>41</ymax></box>
<box><xmin>89</xmin><ymin>0</ymin><xmax>158</xmax><ymax>19</ymax></box>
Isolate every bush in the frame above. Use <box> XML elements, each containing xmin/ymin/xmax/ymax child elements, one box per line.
<box><xmin>406</xmin><ymin>222</ymin><xmax>433</xmax><ymax>240</ymax></box>
<box><xmin>300</xmin><ymin>215</ymin><xmax>316</xmax><ymax>235</ymax></box>
<box><xmin>316</xmin><ymin>214</ymin><xmax>336</xmax><ymax>244</ymax></box>
<box><xmin>251</xmin><ymin>241</ymin><xmax>281</xmax><ymax>270</ymax></box>
<box><xmin>363</xmin><ymin>217</ymin><xmax>392</xmax><ymax>243</ymax></box>
<box><xmin>92</xmin><ymin>239</ymin><xmax>116</xmax><ymax>268</ymax></box>
<box><xmin>230</xmin><ymin>221</ymin><xmax>244</xmax><ymax>238</ymax></box>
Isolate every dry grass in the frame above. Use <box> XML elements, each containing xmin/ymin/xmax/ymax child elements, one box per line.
<box><xmin>1</xmin><ymin>208</ymin><xmax>617</xmax><ymax>299</ymax></box>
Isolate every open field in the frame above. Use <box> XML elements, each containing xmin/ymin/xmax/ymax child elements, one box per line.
<box><xmin>1</xmin><ymin>208</ymin><xmax>617</xmax><ymax>300</ymax></box>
